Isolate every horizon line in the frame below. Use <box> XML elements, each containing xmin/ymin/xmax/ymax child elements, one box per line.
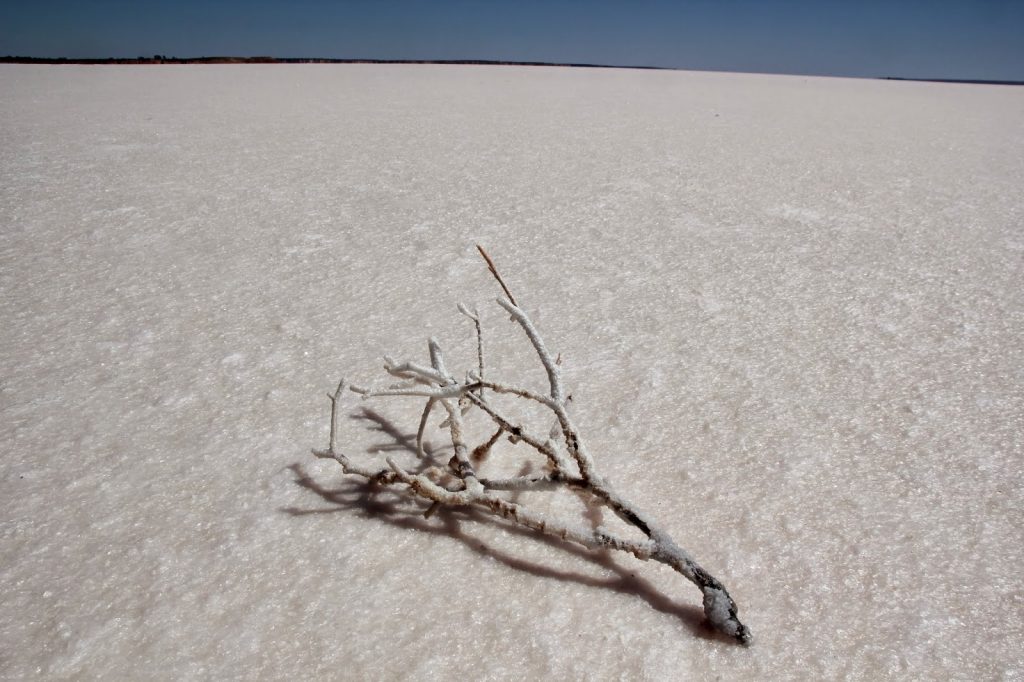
<box><xmin>2</xmin><ymin>55</ymin><xmax>1021</xmax><ymax>86</ymax></box>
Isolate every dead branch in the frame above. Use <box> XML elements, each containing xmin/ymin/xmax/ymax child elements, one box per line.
<box><xmin>313</xmin><ymin>247</ymin><xmax>751</xmax><ymax>645</ymax></box>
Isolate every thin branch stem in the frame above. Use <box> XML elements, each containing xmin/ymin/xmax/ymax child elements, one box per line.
<box><xmin>457</xmin><ymin>303</ymin><xmax>485</xmax><ymax>398</ymax></box>
<box><xmin>476</xmin><ymin>244</ymin><xmax>518</xmax><ymax>306</ymax></box>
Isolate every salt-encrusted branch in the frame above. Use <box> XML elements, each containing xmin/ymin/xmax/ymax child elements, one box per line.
<box><xmin>495</xmin><ymin>297</ymin><xmax>565</xmax><ymax>404</ymax></box>
<box><xmin>314</xmin><ymin>248</ymin><xmax>751</xmax><ymax>645</ymax></box>
<box><xmin>457</xmin><ymin>303</ymin><xmax>485</xmax><ymax>398</ymax></box>
<box><xmin>313</xmin><ymin>380</ymin><xmax>398</xmax><ymax>484</ymax></box>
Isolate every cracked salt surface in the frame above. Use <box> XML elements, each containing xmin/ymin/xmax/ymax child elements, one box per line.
<box><xmin>1</xmin><ymin>64</ymin><xmax>1022</xmax><ymax>679</ymax></box>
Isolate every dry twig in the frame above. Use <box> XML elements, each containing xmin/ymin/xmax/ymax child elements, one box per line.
<box><xmin>313</xmin><ymin>246</ymin><xmax>751</xmax><ymax>645</ymax></box>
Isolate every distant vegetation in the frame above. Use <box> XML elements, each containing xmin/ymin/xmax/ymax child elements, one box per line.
<box><xmin>881</xmin><ymin>76</ymin><xmax>1024</xmax><ymax>86</ymax></box>
<box><xmin>3</xmin><ymin>55</ymin><xmax>300</xmax><ymax>64</ymax></box>
<box><xmin>0</xmin><ymin>55</ymin><xmax>665</xmax><ymax>69</ymax></box>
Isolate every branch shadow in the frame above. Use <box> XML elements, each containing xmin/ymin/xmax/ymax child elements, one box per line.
<box><xmin>286</xmin><ymin>409</ymin><xmax>731</xmax><ymax>644</ymax></box>
<box><xmin>350</xmin><ymin>406</ymin><xmax>450</xmax><ymax>461</ymax></box>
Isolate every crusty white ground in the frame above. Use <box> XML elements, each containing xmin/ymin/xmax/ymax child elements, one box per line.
<box><xmin>1</xmin><ymin>64</ymin><xmax>1022</xmax><ymax>680</ymax></box>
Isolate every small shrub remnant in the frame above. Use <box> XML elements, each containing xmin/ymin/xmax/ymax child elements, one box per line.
<box><xmin>314</xmin><ymin>246</ymin><xmax>750</xmax><ymax>645</ymax></box>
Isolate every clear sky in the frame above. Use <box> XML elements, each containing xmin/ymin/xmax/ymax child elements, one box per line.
<box><xmin>2</xmin><ymin>0</ymin><xmax>1022</xmax><ymax>80</ymax></box>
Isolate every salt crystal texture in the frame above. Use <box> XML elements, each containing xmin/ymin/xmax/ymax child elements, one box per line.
<box><xmin>1</xmin><ymin>64</ymin><xmax>1022</xmax><ymax>680</ymax></box>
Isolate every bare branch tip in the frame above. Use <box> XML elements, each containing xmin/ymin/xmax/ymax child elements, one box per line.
<box><xmin>328</xmin><ymin>378</ymin><xmax>346</xmax><ymax>400</ymax></box>
<box><xmin>456</xmin><ymin>302</ymin><xmax>478</xmax><ymax>319</ymax></box>
<box><xmin>476</xmin><ymin>244</ymin><xmax>518</xmax><ymax>306</ymax></box>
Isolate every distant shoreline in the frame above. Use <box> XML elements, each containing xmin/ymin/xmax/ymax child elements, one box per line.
<box><xmin>2</xmin><ymin>56</ymin><xmax>1021</xmax><ymax>85</ymax></box>
<box><xmin>0</xmin><ymin>56</ymin><xmax>665</xmax><ymax>70</ymax></box>
<box><xmin>879</xmin><ymin>76</ymin><xmax>1024</xmax><ymax>86</ymax></box>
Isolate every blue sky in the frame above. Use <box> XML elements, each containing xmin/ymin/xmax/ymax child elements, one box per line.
<box><xmin>2</xmin><ymin>0</ymin><xmax>1022</xmax><ymax>79</ymax></box>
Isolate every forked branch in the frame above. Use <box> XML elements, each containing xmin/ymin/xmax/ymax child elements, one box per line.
<box><xmin>313</xmin><ymin>246</ymin><xmax>751</xmax><ymax>645</ymax></box>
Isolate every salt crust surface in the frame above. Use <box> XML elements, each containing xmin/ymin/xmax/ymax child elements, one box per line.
<box><xmin>1</xmin><ymin>64</ymin><xmax>1022</xmax><ymax>680</ymax></box>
